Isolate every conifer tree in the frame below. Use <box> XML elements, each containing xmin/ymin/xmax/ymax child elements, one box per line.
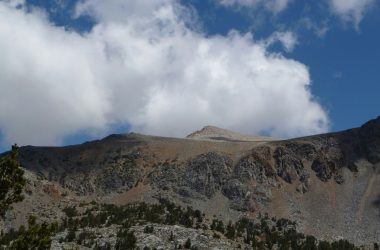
<box><xmin>0</xmin><ymin>145</ymin><xmax>26</xmax><ymax>217</ymax></box>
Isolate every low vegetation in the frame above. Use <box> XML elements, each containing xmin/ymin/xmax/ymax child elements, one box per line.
<box><xmin>0</xmin><ymin>199</ymin><xmax>368</xmax><ymax>249</ymax></box>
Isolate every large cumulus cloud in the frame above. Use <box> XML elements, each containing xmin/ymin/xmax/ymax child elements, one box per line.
<box><xmin>0</xmin><ymin>0</ymin><xmax>328</xmax><ymax>146</ymax></box>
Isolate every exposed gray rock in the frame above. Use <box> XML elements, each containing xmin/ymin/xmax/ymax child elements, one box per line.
<box><xmin>234</xmin><ymin>148</ymin><xmax>276</xmax><ymax>184</ymax></box>
<box><xmin>311</xmin><ymin>159</ymin><xmax>334</xmax><ymax>182</ymax></box>
<box><xmin>132</xmin><ymin>224</ymin><xmax>250</xmax><ymax>250</ymax></box>
<box><xmin>222</xmin><ymin>179</ymin><xmax>249</xmax><ymax>200</ymax></box>
<box><xmin>296</xmin><ymin>182</ymin><xmax>309</xmax><ymax>194</ymax></box>
<box><xmin>359</xmin><ymin>116</ymin><xmax>380</xmax><ymax>163</ymax></box>
<box><xmin>274</xmin><ymin>147</ymin><xmax>305</xmax><ymax>184</ymax></box>
<box><xmin>182</xmin><ymin>152</ymin><xmax>233</xmax><ymax>198</ymax></box>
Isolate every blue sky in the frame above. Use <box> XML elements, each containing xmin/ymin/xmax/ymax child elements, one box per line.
<box><xmin>0</xmin><ymin>0</ymin><xmax>379</xmax><ymax>152</ymax></box>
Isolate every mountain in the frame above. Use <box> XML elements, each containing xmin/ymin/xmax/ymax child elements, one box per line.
<box><xmin>1</xmin><ymin>117</ymin><xmax>380</xmax><ymax>248</ymax></box>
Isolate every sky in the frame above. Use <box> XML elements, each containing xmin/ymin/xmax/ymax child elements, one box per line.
<box><xmin>0</xmin><ymin>0</ymin><xmax>379</xmax><ymax>152</ymax></box>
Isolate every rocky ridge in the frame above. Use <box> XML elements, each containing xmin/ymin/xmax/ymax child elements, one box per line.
<box><xmin>2</xmin><ymin>116</ymin><xmax>380</xmax><ymax>246</ymax></box>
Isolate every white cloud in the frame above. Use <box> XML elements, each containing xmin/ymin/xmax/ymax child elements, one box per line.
<box><xmin>263</xmin><ymin>31</ymin><xmax>298</xmax><ymax>52</ymax></box>
<box><xmin>2</xmin><ymin>0</ymin><xmax>24</xmax><ymax>8</ymax></box>
<box><xmin>299</xmin><ymin>18</ymin><xmax>330</xmax><ymax>38</ymax></box>
<box><xmin>329</xmin><ymin>0</ymin><xmax>375</xmax><ymax>28</ymax></box>
<box><xmin>216</xmin><ymin>0</ymin><xmax>291</xmax><ymax>14</ymax></box>
<box><xmin>0</xmin><ymin>0</ymin><xmax>328</xmax><ymax>146</ymax></box>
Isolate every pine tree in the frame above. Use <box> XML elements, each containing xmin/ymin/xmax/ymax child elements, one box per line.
<box><xmin>226</xmin><ymin>221</ymin><xmax>236</xmax><ymax>239</ymax></box>
<box><xmin>169</xmin><ymin>231</ymin><xmax>175</xmax><ymax>241</ymax></box>
<box><xmin>9</xmin><ymin>216</ymin><xmax>55</xmax><ymax>250</ymax></box>
<box><xmin>115</xmin><ymin>229</ymin><xmax>137</xmax><ymax>250</ymax></box>
<box><xmin>0</xmin><ymin>145</ymin><xmax>26</xmax><ymax>217</ymax></box>
<box><xmin>184</xmin><ymin>238</ymin><xmax>191</xmax><ymax>249</ymax></box>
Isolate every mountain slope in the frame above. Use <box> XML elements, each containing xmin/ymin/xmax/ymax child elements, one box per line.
<box><xmin>2</xmin><ymin>117</ymin><xmax>380</xmax><ymax>245</ymax></box>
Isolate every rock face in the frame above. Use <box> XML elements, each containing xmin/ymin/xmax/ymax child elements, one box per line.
<box><xmin>148</xmin><ymin>152</ymin><xmax>234</xmax><ymax>199</ymax></box>
<box><xmin>5</xmin><ymin>116</ymin><xmax>380</xmax><ymax>245</ymax></box>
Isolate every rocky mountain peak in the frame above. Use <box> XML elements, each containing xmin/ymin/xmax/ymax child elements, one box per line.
<box><xmin>186</xmin><ymin>125</ymin><xmax>275</xmax><ymax>142</ymax></box>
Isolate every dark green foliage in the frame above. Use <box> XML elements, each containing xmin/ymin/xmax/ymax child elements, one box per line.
<box><xmin>65</xmin><ymin>228</ymin><xmax>76</xmax><ymax>242</ymax></box>
<box><xmin>318</xmin><ymin>241</ymin><xmax>332</xmax><ymax>250</ymax></box>
<box><xmin>115</xmin><ymin>229</ymin><xmax>137</xmax><ymax>250</ymax></box>
<box><xmin>184</xmin><ymin>238</ymin><xmax>191</xmax><ymax>249</ymax></box>
<box><xmin>169</xmin><ymin>231</ymin><xmax>175</xmax><ymax>241</ymax></box>
<box><xmin>7</xmin><ymin>216</ymin><xmax>56</xmax><ymax>250</ymax></box>
<box><xmin>375</xmin><ymin>243</ymin><xmax>380</xmax><ymax>250</ymax></box>
<box><xmin>60</xmin><ymin>201</ymin><xmax>208</xmax><ymax>249</ymax></box>
<box><xmin>0</xmin><ymin>198</ymin><xmax>361</xmax><ymax>250</ymax></box>
<box><xmin>225</xmin><ymin>221</ymin><xmax>236</xmax><ymax>239</ymax></box>
<box><xmin>194</xmin><ymin>209</ymin><xmax>202</xmax><ymax>223</ymax></box>
<box><xmin>331</xmin><ymin>239</ymin><xmax>357</xmax><ymax>250</ymax></box>
<box><xmin>212</xmin><ymin>233</ymin><xmax>220</xmax><ymax>239</ymax></box>
<box><xmin>0</xmin><ymin>228</ymin><xmax>17</xmax><ymax>247</ymax></box>
<box><xmin>144</xmin><ymin>225</ymin><xmax>154</xmax><ymax>233</ymax></box>
<box><xmin>0</xmin><ymin>145</ymin><xmax>26</xmax><ymax>217</ymax></box>
<box><xmin>228</xmin><ymin>216</ymin><xmax>359</xmax><ymax>250</ymax></box>
<box><xmin>62</xmin><ymin>206</ymin><xmax>78</xmax><ymax>218</ymax></box>
<box><xmin>211</xmin><ymin>219</ymin><xmax>225</xmax><ymax>234</ymax></box>
<box><xmin>303</xmin><ymin>235</ymin><xmax>317</xmax><ymax>250</ymax></box>
<box><xmin>77</xmin><ymin>229</ymin><xmax>96</xmax><ymax>246</ymax></box>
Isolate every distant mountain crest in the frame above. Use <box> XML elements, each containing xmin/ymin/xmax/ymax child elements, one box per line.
<box><xmin>186</xmin><ymin>125</ymin><xmax>276</xmax><ymax>142</ymax></box>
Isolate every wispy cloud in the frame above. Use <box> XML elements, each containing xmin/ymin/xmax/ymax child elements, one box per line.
<box><xmin>299</xmin><ymin>17</ymin><xmax>330</xmax><ymax>38</ymax></box>
<box><xmin>214</xmin><ymin>0</ymin><xmax>291</xmax><ymax>14</ymax></box>
<box><xmin>329</xmin><ymin>0</ymin><xmax>376</xmax><ymax>29</ymax></box>
<box><xmin>263</xmin><ymin>31</ymin><xmax>298</xmax><ymax>52</ymax></box>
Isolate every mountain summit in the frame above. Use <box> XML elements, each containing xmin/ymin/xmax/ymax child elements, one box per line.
<box><xmin>186</xmin><ymin>125</ymin><xmax>275</xmax><ymax>142</ymax></box>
